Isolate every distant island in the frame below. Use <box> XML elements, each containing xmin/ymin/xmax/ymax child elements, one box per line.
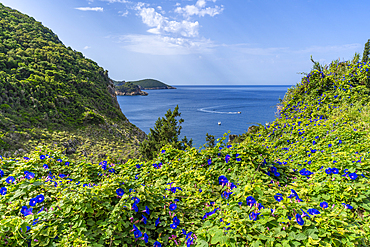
<box><xmin>113</xmin><ymin>79</ymin><xmax>176</xmax><ymax>96</ymax></box>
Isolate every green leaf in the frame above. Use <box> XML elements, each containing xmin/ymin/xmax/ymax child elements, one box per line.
<box><xmin>195</xmin><ymin>239</ymin><xmax>208</xmax><ymax>247</ymax></box>
<box><xmin>295</xmin><ymin>233</ymin><xmax>307</xmax><ymax>241</ymax></box>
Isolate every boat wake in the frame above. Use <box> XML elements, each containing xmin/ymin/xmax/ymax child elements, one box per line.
<box><xmin>198</xmin><ymin>106</ymin><xmax>241</xmax><ymax>115</ymax></box>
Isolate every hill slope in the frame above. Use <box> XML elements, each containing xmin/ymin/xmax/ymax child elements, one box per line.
<box><xmin>129</xmin><ymin>79</ymin><xmax>176</xmax><ymax>89</ymax></box>
<box><xmin>0</xmin><ymin>3</ymin><xmax>146</xmax><ymax>161</ymax></box>
<box><xmin>1</xmin><ymin>54</ymin><xmax>370</xmax><ymax>246</ymax></box>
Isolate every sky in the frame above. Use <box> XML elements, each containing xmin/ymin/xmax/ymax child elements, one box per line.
<box><xmin>1</xmin><ymin>0</ymin><xmax>369</xmax><ymax>85</ymax></box>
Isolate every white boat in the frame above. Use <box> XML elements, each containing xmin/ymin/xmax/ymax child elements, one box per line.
<box><xmin>237</xmin><ymin>111</ymin><xmax>241</xmax><ymax>114</ymax></box>
<box><xmin>218</xmin><ymin>122</ymin><xmax>221</xmax><ymax>125</ymax></box>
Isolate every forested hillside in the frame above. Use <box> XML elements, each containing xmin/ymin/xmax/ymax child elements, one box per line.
<box><xmin>0</xmin><ymin>3</ymin><xmax>146</xmax><ymax>161</ymax></box>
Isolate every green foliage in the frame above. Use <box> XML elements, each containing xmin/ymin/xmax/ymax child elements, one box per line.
<box><xmin>139</xmin><ymin>105</ymin><xmax>192</xmax><ymax>160</ymax></box>
<box><xmin>205</xmin><ymin>133</ymin><xmax>216</xmax><ymax>148</ymax></box>
<box><xmin>129</xmin><ymin>79</ymin><xmax>173</xmax><ymax>89</ymax></box>
<box><xmin>362</xmin><ymin>39</ymin><xmax>370</xmax><ymax>64</ymax></box>
<box><xmin>115</xmin><ymin>81</ymin><xmax>140</xmax><ymax>94</ymax></box>
<box><xmin>0</xmin><ymin>3</ymin><xmax>145</xmax><ymax>158</ymax></box>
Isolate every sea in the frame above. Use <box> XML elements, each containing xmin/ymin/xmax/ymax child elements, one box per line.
<box><xmin>117</xmin><ymin>85</ymin><xmax>291</xmax><ymax>148</ymax></box>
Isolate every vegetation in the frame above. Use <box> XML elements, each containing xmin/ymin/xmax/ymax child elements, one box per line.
<box><xmin>114</xmin><ymin>81</ymin><xmax>141</xmax><ymax>94</ymax></box>
<box><xmin>139</xmin><ymin>105</ymin><xmax>193</xmax><ymax>160</ymax></box>
<box><xmin>0</xmin><ymin>3</ymin><xmax>145</xmax><ymax>161</ymax></box>
<box><xmin>129</xmin><ymin>79</ymin><xmax>175</xmax><ymax>89</ymax></box>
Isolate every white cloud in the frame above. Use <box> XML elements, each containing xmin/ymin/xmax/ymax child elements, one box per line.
<box><xmin>84</xmin><ymin>46</ymin><xmax>91</xmax><ymax>49</ymax></box>
<box><xmin>75</xmin><ymin>7</ymin><xmax>103</xmax><ymax>11</ymax></box>
<box><xmin>119</xmin><ymin>10</ymin><xmax>129</xmax><ymax>16</ymax></box>
<box><xmin>100</xmin><ymin>0</ymin><xmax>130</xmax><ymax>3</ymax></box>
<box><xmin>175</xmin><ymin>0</ymin><xmax>223</xmax><ymax>17</ymax></box>
<box><xmin>117</xmin><ymin>34</ymin><xmax>214</xmax><ymax>55</ymax></box>
<box><xmin>135</xmin><ymin>5</ymin><xmax>199</xmax><ymax>37</ymax></box>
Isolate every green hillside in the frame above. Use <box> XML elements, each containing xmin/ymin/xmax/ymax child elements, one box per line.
<box><xmin>2</xmin><ymin>48</ymin><xmax>370</xmax><ymax>246</ymax></box>
<box><xmin>129</xmin><ymin>79</ymin><xmax>175</xmax><ymax>89</ymax></box>
<box><xmin>0</xmin><ymin>3</ymin><xmax>145</xmax><ymax>162</ymax></box>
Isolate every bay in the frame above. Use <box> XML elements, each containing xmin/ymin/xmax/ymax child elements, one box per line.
<box><xmin>117</xmin><ymin>85</ymin><xmax>291</xmax><ymax>147</ymax></box>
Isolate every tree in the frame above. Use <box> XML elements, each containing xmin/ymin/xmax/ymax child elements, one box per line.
<box><xmin>361</xmin><ymin>39</ymin><xmax>370</xmax><ymax>64</ymax></box>
<box><xmin>139</xmin><ymin>105</ymin><xmax>192</xmax><ymax>160</ymax></box>
<box><xmin>205</xmin><ymin>133</ymin><xmax>215</xmax><ymax>148</ymax></box>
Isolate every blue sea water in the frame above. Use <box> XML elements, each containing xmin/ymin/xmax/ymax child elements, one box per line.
<box><xmin>117</xmin><ymin>85</ymin><xmax>291</xmax><ymax>147</ymax></box>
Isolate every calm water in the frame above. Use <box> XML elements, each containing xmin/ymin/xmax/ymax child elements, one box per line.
<box><xmin>117</xmin><ymin>85</ymin><xmax>291</xmax><ymax>147</ymax></box>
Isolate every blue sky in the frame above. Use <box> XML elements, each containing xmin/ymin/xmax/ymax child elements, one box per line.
<box><xmin>1</xmin><ymin>0</ymin><xmax>369</xmax><ymax>85</ymax></box>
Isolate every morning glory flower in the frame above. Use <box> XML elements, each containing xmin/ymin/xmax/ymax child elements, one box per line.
<box><xmin>208</xmin><ymin>159</ymin><xmax>212</xmax><ymax>165</ymax></box>
<box><xmin>40</xmin><ymin>155</ymin><xmax>45</xmax><ymax>160</ymax></box>
<box><xmin>116</xmin><ymin>188</ymin><xmax>124</xmax><ymax>196</ymax></box>
<box><xmin>65</xmin><ymin>162</ymin><xmax>69</xmax><ymax>166</ymax></box>
<box><xmin>143</xmin><ymin>233</ymin><xmax>149</xmax><ymax>243</ymax></box>
<box><xmin>236</xmin><ymin>154</ymin><xmax>241</xmax><ymax>162</ymax></box>
<box><xmin>43</xmin><ymin>164</ymin><xmax>49</xmax><ymax>169</ymax></box>
<box><xmin>153</xmin><ymin>241</ymin><xmax>162</xmax><ymax>247</ymax></box>
<box><xmin>143</xmin><ymin>206</ymin><xmax>150</xmax><ymax>215</ymax></box>
<box><xmin>249</xmin><ymin>212</ymin><xmax>260</xmax><ymax>221</ymax></box>
<box><xmin>307</xmin><ymin>208</ymin><xmax>321</xmax><ymax>215</ymax></box>
<box><xmin>29</xmin><ymin>198</ymin><xmax>37</xmax><ymax>207</ymax></box>
<box><xmin>332</xmin><ymin>168</ymin><xmax>339</xmax><ymax>174</ymax></box>
<box><xmin>320</xmin><ymin>201</ymin><xmax>328</xmax><ymax>209</ymax></box>
<box><xmin>246</xmin><ymin>196</ymin><xmax>256</xmax><ymax>206</ymax></box>
<box><xmin>25</xmin><ymin>171</ymin><xmax>35</xmax><ymax>179</ymax></box>
<box><xmin>173</xmin><ymin>216</ymin><xmax>180</xmax><ymax>226</ymax></box>
<box><xmin>274</xmin><ymin>193</ymin><xmax>283</xmax><ymax>202</ymax></box>
<box><xmin>155</xmin><ymin>217</ymin><xmax>161</xmax><ymax>227</ymax></box>
<box><xmin>218</xmin><ymin>175</ymin><xmax>228</xmax><ymax>185</ymax></box>
<box><xmin>0</xmin><ymin>169</ymin><xmax>3</xmax><ymax>177</ymax></box>
<box><xmin>5</xmin><ymin>176</ymin><xmax>15</xmax><ymax>184</ymax></box>
<box><xmin>36</xmin><ymin>194</ymin><xmax>44</xmax><ymax>203</ymax></box>
<box><xmin>132</xmin><ymin>204</ymin><xmax>138</xmax><ymax>212</ymax></box>
<box><xmin>342</xmin><ymin>203</ymin><xmax>353</xmax><ymax>209</ymax></box>
<box><xmin>225</xmin><ymin>154</ymin><xmax>231</xmax><ymax>163</ymax></box>
<box><xmin>187</xmin><ymin>238</ymin><xmax>194</xmax><ymax>247</ymax></box>
<box><xmin>132</xmin><ymin>197</ymin><xmax>140</xmax><ymax>204</ymax></box>
<box><xmin>325</xmin><ymin>168</ymin><xmax>332</xmax><ymax>175</ymax></box>
<box><xmin>169</xmin><ymin>203</ymin><xmax>177</xmax><ymax>211</ymax></box>
<box><xmin>295</xmin><ymin>214</ymin><xmax>304</xmax><ymax>225</ymax></box>
<box><xmin>170</xmin><ymin>224</ymin><xmax>177</xmax><ymax>229</ymax></box>
<box><xmin>133</xmin><ymin>230</ymin><xmax>142</xmax><ymax>238</ymax></box>
<box><xmin>349</xmin><ymin>173</ymin><xmax>358</xmax><ymax>180</ymax></box>
<box><xmin>56</xmin><ymin>159</ymin><xmax>62</xmax><ymax>162</ymax></box>
<box><xmin>142</xmin><ymin>215</ymin><xmax>147</xmax><ymax>224</ymax></box>
<box><xmin>0</xmin><ymin>187</ymin><xmax>6</xmax><ymax>195</ymax></box>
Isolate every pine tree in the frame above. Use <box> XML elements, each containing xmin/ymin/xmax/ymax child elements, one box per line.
<box><xmin>139</xmin><ymin>105</ymin><xmax>192</xmax><ymax>160</ymax></box>
<box><xmin>362</xmin><ymin>39</ymin><xmax>370</xmax><ymax>64</ymax></box>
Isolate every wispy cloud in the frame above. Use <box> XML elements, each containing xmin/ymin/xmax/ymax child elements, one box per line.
<box><xmin>117</xmin><ymin>34</ymin><xmax>214</xmax><ymax>55</ymax></box>
<box><xmin>175</xmin><ymin>0</ymin><xmax>223</xmax><ymax>18</ymax></box>
<box><xmin>75</xmin><ymin>7</ymin><xmax>103</xmax><ymax>11</ymax></box>
<box><xmin>83</xmin><ymin>46</ymin><xmax>91</xmax><ymax>49</ymax></box>
<box><xmin>100</xmin><ymin>0</ymin><xmax>131</xmax><ymax>3</ymax></box>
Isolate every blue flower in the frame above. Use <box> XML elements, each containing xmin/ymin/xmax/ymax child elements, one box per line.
<box><xmin>43</xmin><ymin>164</ymin><xmax>49</xmax><ymax>169</ymax></box>
<box><xmin>116</xmin><ymin>188</ymin><xmax>124</xmax><ymax>196</ymax></box>
<box><xmin>274</xmin><ymin>193</ymin><xmax>283</xmax><ymax>202</ymax></box>
<box><xmin>225</xmin><ymin>154</ymin><xmax>231</xmax><ymax>163</ymax></box>
<box><xmin>246</xmin><ymin>196</ymin><xmax>256</xmax><ymax>206</ymax></box>
<box><xmin>173</xmin><ymin>216</ymin><xmax>180</xmax><ymax>226</ymax></box>
<box><xmin>36</xmin><ymin>194</ymin><xmax>44</xmax><ymax>203</ymax></box>
<box><xmin>133</xmin><ymin>204</ymin><xmax>139</xmax><ymax>212</ymax></box>
<box><xmin>332</xmin><ymin>168</ymin><xmax>339</xmax><ymax>174</ymax></box>
<box><xmin>295</xmin><ymin>214</ymin><xmax>304</xmax><ymax>225</ymax></box>
<box><xmin>249</xmin><ymin>212</ymin><xmax>260</xmax><ymax>221</ymax></box>
<box><xmin>155</xmin><ymin>217</ymin><xmax>161</xmax><ymax>227</ymax></box>
<box><xmin>144</xmin><ymin>233</ymin><xmax>149</xmax><ymax>243</ymax></box>
<box><xmin>65</xmin><ymin>162</ymin><xmax>69</xmax><ymax>166</ymax></box>
<box><xmin>132</xmin><ymin>197</ymin><xmax>140</xmax><ymax>204</ymax></box>
<box><xmin>169</xmin><ymin>203</ymin><xmax>177</xmax><ymax>211</ymax></box>
<box><xmin>0</xmin><ymin>169</ymin><xmax>3</xmax><ymax>177</ymax></box>
<box><xmin>170</xmin><ymin>224</ymin><xmax>177</xmax><ymax>229</ymax></box>
<box><xmin>133</xmin><ymin>230</ymin><xmax>142</xmax><ymax>238</ymax></box>
<box><xmin>349</xmin><ymin>173</ymin><xmax>358</xmax><ymax>180</ymax></box>
<box><xmin>108</xmin><ymin>168</ymin><xmax>115</xmax><ymax>173</ymax></box>
<box><xmin>161</xmin><ymin>150</ymin><xmax>166</xmax><ymax>153</ymax></box>
<box><xmin>40</xmin><ymin>155</ymin><xmax>46</xmax><ymax>160</ymax></box>
<box><xmin>208</xmin><ymin>159</ymin><xmax>212</xmax><ymax>165</ymax></box>
<box><xmin>218</xmin><ymin>175</ymin><xmax>228</xmax><ymax>185</ymax></box>
<box><xmin>6</xmin><ymin>176</ymin><xmax>15</xmax><ymax>184</ymax></box>
<box><xmin>59</xmin><ymin>174</ymin><xmax>66</xmax><ymax>178</ymax></box>
<box><xmin>25</xmin><ymin>171</ymin><xmax>35</xmax><ymax>179</ymax></box>
<box><xmin>0</xmin><ymin>187</ymin><xmax>7</xmax><ymax>195</ymax></box>
<box><xmin>307</xmin><ymin>208</ymin><xmax>320</xmax><ymax>215</ymax></box>
<box><xmin>186</xmin><ymin>237</ymin><xmax>193</xmax><ymax>247</ymax></box>
<box><xmin>325</xmin><ymin>168</ymin><xmax>332</xmax><ymax>175</ymax></box>
<box><xmin>342</xmin><ymin>203</ymin><xmax>353</xmax><ymax>209</ymax></box>
<box><xmin>142</xmin><ymin>215</ymin><xmax>147</xmax><ymax>224</ymax></box>
<box><xmin>221</xmin><ymin>191</ymin><xmax>232</xmax><ymax>199</ymax></box>
<box><xmin>236</xmin><ymin>154</ymin><xmax>241</xmax><ymax>162</ymax></box>
<box><xmin>56</xmin><ymin>159</ymin><xmax>62</xmax><ymax>162</ymax></box>
<box><xmin>186</xmin><ymin>232</ymin><xmax>193</xmax><ymax>239</ymax></box>
<box><xmin>153</xmin><ymin>241</ymin><xmax>162</xmax><ymax>247</ymax></box>
<box><xmin>21</xmin><ymin>206</ymin><xmax>33</xmax><ymax>216</ymax></box>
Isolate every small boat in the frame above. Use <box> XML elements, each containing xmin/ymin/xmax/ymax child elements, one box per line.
<box><xmin>218</xmin><ymin>122</ymin><xmax>221</xmax><ymax>125</ymax></box>
<box><xmin>237</xmin><ymin>111</ymin><xmax>241</xmax><ymax>114</ymax></box>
